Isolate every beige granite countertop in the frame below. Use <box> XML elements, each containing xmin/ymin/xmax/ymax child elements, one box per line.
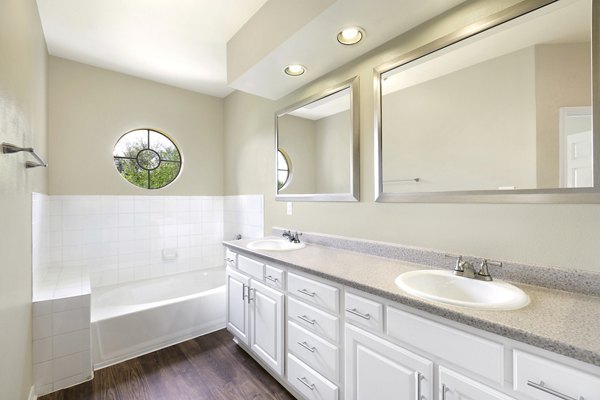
<box><xmin>224</xmin><ymin>238</ymin><xmax>600</xmax><ymax>368</ymax></box>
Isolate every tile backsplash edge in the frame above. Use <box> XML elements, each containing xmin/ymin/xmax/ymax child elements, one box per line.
<box><xmin>272</xmin><ymin>227</ymin><xmax>600</xmax><ymax>297</ymax></box>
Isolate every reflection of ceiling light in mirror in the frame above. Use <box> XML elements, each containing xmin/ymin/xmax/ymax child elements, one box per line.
<box><xmin>337</xmin><ymin>27</ymin><xmax>365</xmax><ymax>45</ymax></box>
<box><xmin>284</xmin><ymin>64</ymin><xmax>306</xmax><ymax>76</ymax></box>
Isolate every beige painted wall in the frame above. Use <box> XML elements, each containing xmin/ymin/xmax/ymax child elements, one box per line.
<box><xmin>224</xmin><ymin>0</ymin><xmax>600</xmax><ymax>273</ymax></box>
<box><xmin>382</xmin><ymin>47</ymin><xmax>537</xmax><ymax>192</ymax></box>
<box><xmin>315</xmin><ymin>111</ymin><xmax>351</xmax><ymax>193</ymax></box>
<box><xmin>49</xmin><ymin>57</ymin><xmax>224</xmax><ymax>195</ymax></box>
<box><xmin>278</xmin><ymin>115</ymin><xmax>317</xmax><ymax>194</ymax></box>
<box><xmin>278</xmin><ymin>110</ymin><xmax>351</xmax><ymax>195</ymax></box>
<box><xmin>535</xmin><ymin>43</ymin><xmax>591</xmax><ymax>187</ymax></box>
<box><xmin>0</xmin><ymin>0</ymin><xmax>48</xmax><ymax>398</ymax></box>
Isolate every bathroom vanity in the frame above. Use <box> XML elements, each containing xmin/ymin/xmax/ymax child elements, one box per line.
<box><xmin>223</xmin><ymin>237</ymin><xmax>600</xmax><ymax>400</ymax></box>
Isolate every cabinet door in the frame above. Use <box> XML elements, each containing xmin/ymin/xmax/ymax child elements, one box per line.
<box><xmin>440</xmin><ymin>367</ymin><xmax>516</xmax><ymax>400</ymax></box>
<box><xmin>345</xmin><ymin>324</ymin><xmax>433</xmax><ymax>400</ymax></box>
<box><xmin>250</xmin><ymin>279</ymin><xmax>284</xmax><ymax>376</ymax></box>
<box><xmin>226</xmin><ymin>268</ymin><xmax>250</xmax><ymax>345</ymax></box>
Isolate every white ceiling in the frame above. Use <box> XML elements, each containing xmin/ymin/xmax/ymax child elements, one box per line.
<box><xmin>228</xmin><ymin>0</ymin><xmax>465</xmax><ymax>100</ymax></box>
<box><xmin>36</xmin><ymin>0</ymin><xmax>268</xmax><ymax>98</ymax></box>
<box><xmin>36</xmin><ymin>0</ymin><xmax>465</xmax><ymax>99</ymax></box>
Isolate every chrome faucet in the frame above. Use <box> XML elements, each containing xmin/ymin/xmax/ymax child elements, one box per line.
<box><xmin>445</xmin><ymin>255</ymin><xmax>502</xmax><ymax>281</ymax></box>
<box><xmin>282</xmin><ymin>230</ymin><xmax>302</xmax><ymax>243</ymax></box>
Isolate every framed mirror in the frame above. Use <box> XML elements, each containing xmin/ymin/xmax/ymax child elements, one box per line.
<box><xmin>375</xmin><ymin>0</ymin><xmax>599</xmax><ymax>203</ymax></box>
<box><xmin>276</xmin><ymin>76</ymin><xmax>359</xmax><ymax>201</ymax></box>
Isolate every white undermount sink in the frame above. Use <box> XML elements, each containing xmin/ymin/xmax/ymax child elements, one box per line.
<box><xmin>395</xmin><ymin>269</ymin><xmax>530</xmax><ymax>310</ymax></box>
<box><xmin>246</xmin><ymin>238</ymin><xmax>306</xmax><ymax>251</ymax></box>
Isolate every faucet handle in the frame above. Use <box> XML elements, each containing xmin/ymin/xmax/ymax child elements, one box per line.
<box><xmin>292</xmin><ymin>232</ymin><xmax>303</xmax><ymax>243</ymax></box>
<box><xmin>444</xmin><ymin>254</ymin><xmax>464</xmax><ymax>272</ymax></box>
<box><xmin>478</xmin><ymin>259</ymin><xmax>502</xmax><ymax>281</ymax></box>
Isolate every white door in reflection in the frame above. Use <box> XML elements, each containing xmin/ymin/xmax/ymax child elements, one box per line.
<box><xmin>560</xmin><ymin>107</ymin><xmax>593</xmax><ymax>188</ymax></box>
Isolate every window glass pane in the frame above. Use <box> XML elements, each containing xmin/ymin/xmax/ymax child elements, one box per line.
<box><xmin>277</xmin><ymin>151</ymin><xmax>287</xmax><ymax>169</ymax></box>
<box><xmin>150</xmin><ymin>131</ymin><xmax>180</xmax><ymax>161</ymax></box>
<box><xmin>113</xmin><ymin>129</ymin><xmax>148</xmax><ymax>157</ymax></box>
<box><xmin>149</xmin><ymin>162</ymin><xmax>181</xmax><ymax>189</ymax></box>
<box><xmin>114</xmin><ymin>158</ymin><xmax>149</xmax><ymax>188</ymax></box>
<box><xmin>278</xmin><ymin>170</ymin><xmax>288</xmax><ymax>183</ymax></box>
<box><xmin>114</xmin><ymin>129</ymin><xmax>182</xmax><ymax>189</ymax></box>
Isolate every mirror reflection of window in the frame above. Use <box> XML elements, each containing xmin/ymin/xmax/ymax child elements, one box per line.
<box><xmin>277</xmin><ymin>88</ymin><xmax>352</xmax><ymax>195</ymax></box>
<box><xmin>277</xmin><ymin>149</ymin><xmax>291</xmax><ymax>190</ymax></box>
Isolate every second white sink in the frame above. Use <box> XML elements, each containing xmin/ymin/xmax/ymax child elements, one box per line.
<box><xmin>395</xmin><ymin>269</ymin><xmax>529</xmax><ymax>310</ymax></box>
<box><xmin>246</xmin><ymin>238</ymin><xmax>306</xmax><ymax>251</ymax></box>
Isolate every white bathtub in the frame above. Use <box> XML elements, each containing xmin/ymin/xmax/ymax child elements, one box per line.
<box><xmin>91</xmin><ymin>267</ymin><xmax>226</xmax><ymax>369</ymax></box>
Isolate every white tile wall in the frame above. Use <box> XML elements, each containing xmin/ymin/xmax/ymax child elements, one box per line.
<box><xmin>224</xmin><ymin>195</ymin><xmax>264</xmax><ymax>241</ymax></box>
<box><xmin>32</xmin><ymin>193</ymin><xmax>51</xmax><ymax>296</ymax></box>
<box><xmin>39</xmin><ymin>195</ymin><xmax>262</xmax><ymax>288</ymax></box>
<box><xmin>32</xmin><ymin>295</ymin><xmax>92</xmax><ymax>396</ymax></box>
<box><xmin>31</xmin><ymin>193</ymin><xmax>263</xmax><ymax>395</ymax></box>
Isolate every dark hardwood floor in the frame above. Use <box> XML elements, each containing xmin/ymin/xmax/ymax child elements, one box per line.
<box><xmin>40</xmin><ymin>329</ymin><xmax>296</xmax><ymax>400</ymax></box>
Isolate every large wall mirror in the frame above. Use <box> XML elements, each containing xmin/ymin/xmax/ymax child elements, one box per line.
<box><xmin>375</xmin><ymin>0</ymin><xmax>599</xmax><ymax>203</ymax></box>
<box><xmin>276</xmin><ymin>76</ymin><xmax>359</xmax><ymax>201</ymax></box>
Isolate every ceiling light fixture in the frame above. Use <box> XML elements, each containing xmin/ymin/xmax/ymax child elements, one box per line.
<box><xmin>337</xmin><ymin>26</ymin><xmax>365</xmax><ymax>45</ymax></box>
<box><xmin>284</xmin><ymin>64</ymin><xmax>306</xmax><ymax>76</ymax></box>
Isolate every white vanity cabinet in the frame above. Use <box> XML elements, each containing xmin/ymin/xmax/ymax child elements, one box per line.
<box><xmin>287</xmin><ymin>272</ymin><xmax>342</xmax><ymax>400</ymax></box>
<box><xmin>226</xmin><ymin>265</ymin><xmax>285</xmax><ymax>376</ymax></box>
<box><xmin>345</xmin><ymin>323</ymin><xmax>433</xmax><ymax>400</ymax></box>
<box><xmin>226</xmin><ymin>267</ymin><xmax>250</xmax><ymax>345</ymax></box>
<box><xmin>249</xmin><ymin>278</ymin><xmax>284</xmax><ymax>375</ymax></box>
<box><xmin>224</xmin><ymin>246</ymin><xmax>600</xmax><ymax>400</ymax></box>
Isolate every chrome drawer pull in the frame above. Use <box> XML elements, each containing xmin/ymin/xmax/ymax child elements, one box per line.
<box><xmin>224</xmin><ymin>257</ymin><xmax>234</xmax><ymax>263</ymax></box>
<box><xmin>346</xmin><ymin>308</ymin><xmax>371</xmax><ymax>320</ymax></box>
<box><xmin>297</xmin><ymin>288</ymin><xmax>316</xmax><ymax>297</ymax></box>
<box><xmin>296</xmin><ymin>376</ymin><xmax>315</xmax><ymax>391</ymax></box>
<box><xmin>297</xmin><ymin>315</ymin><xmax>316</xmax><ymax>325</ymax></box>
<box><xmin>527</xmin><ymin>380</ymin><xmax>580</xmax><ymax>400</ymax></box>
<box><xmin>297</xmin><ymin>341</ymin><xmax>316</xmax><ymax>353</ymax></box>
<box><xmin>264</xmin><ymin>275</ymin><xmax>278</xmax><ymax>283</ymax></box>
<box><xmin>442</xmin><ymin>384</ymin><xmax>448</xmax><ymax>400</ymax></box>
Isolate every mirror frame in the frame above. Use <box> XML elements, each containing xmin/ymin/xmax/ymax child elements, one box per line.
<box><xmin>374</xmin><ymin>0</ymin><xmax>600</xmax><ymax>203</ymax></box>
<box><xmin>275</xmin><ymin>76</ymin><xmax>360</xmax><ymax>202</ymax></box>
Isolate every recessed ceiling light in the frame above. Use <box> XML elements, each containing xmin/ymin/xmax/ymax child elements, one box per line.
<box><xmin>337</xmin><ymin>26</ymin><xmax>365</xmax><ymax>45</ymax></box>
<box><xmin>284</xmin><ymin>64</ymin><xmax>306</xmax><ymax>76</ymax></box>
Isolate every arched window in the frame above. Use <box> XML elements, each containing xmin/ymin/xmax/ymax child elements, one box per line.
<box><xmin>113</xmin><ymin>129</ymin><xmax>182</xmax><ymax>189</ymax></box>
<box><xmin>277</xmin><ymin>149</ymin><xmax>292</xmax><ymax>190</ymax></box>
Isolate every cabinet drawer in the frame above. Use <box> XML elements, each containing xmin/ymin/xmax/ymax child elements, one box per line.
<box><xmin>264</xmin><ymin>264</ymin><xmax>285</xmax><ymax>290</ymax></box>
<box><xmin>344</xmin><ymin>292</ymin><xmax>383</xmax><ymax>333</ymax></box>
<box><xmin>288</xmin><ymin>272</ymin><xmax>339</xmax><ymax>313</ymax></box>
<box><xmin>225</xmin><ymin>249</ymin><xmax>237</xmax><ymax>268</ymax></box>
<box><xmin>288</xmin><ymin>354</ymin><xmax>338</xmax><ymax>400</ymax></box>
<box><xmin>288</xmin><ymin>321</ymin><xmax>339</xmax><ymax>383</ymax></box>
<box><xmin>513</xmin><ymin>350</ymin><xmax>600</xmax><ymax>400</ymax></box>
<box><xmin>289</xmin><ymin>297</ymin><xmax>339</xmax><ymax>342</ymax></box>
<box><xmin>440</xmin><ymin>366</ymin><xmax>515</xmax><ymax>400</ymax></box>
<box><xmin>238</xmin><ymin>255</ymin><xmax>264</xmax><ymax>280</ymax></box>
<box><xmin>387</xmin><ymin>306</ymin><xmax>504</xmax><ymax>384</ymax></box>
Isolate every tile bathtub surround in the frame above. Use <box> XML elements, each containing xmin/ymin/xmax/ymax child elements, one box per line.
<box><xmin>35</xmin><ymin>195</ymin><xmax>263</xmax><ymax>289</ymax></box>
<box><xmin>272</xmin><ymin>227</ymin><xmax>600</xmax><ymax>296</ymax></box>
<box><xmin>224</xmin><ymin>195</ymin><xmax>264</xmax><ymax>241</ymax></box>
<box><xmin>32</xmin><ymin>193</ymin><xmax>51</xmax><ymax>296</ymax></box>
<box><xmin>33</xmin><ymin>295</ymin><xmax>92</xmax><ymax>396</ymax></box>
